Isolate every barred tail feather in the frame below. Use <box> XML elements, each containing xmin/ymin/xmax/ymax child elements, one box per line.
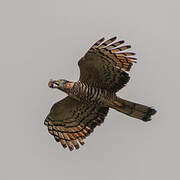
<box><xmin>112</xmin><ymin>97</ymin><xmax>157</xmax><ymax>121</ymax></box>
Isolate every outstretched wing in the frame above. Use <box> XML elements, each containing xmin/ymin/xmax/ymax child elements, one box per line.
<box><xmin>44</xmin><ymin>96</ymin><xmax>109</xmax><ymax>151</ymax></box>
<box><xmin>78</xmin><ymin>37</ymin><xmax>136</xmax><ymax>92</ymax></box>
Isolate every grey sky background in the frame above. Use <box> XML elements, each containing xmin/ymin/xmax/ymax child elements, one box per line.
<box><xmin>0</xmin><ymin>0</ymin><xmax>179</xmax><ymax>179</ymax></box>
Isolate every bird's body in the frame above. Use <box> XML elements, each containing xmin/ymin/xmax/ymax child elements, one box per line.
<box><xmin>45</xmin><ymin>37</ymin><xmax>157</xmax><ymax>151</ymax></box>
<box><xmin>69</xmin><ymin>81</ymin><xmax>116</xmax><ymax>106</ymax></box>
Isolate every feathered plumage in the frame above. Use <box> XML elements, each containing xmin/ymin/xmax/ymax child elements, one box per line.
<box><xmin>44</xmin><ymin>37</ymin><xmax>157</xmax><ymax>151</ymax></box>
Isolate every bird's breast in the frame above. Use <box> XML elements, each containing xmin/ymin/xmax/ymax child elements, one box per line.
<box><xmin>70</xmin><ymin>81</ymin><xmax>115</xmax><ymax>105</ymax></box>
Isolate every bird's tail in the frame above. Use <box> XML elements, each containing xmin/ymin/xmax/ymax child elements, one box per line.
<box><xmin>111</xmin><ymin>97</ymin><xmax>157</xmax><ymax>121</ymax></box>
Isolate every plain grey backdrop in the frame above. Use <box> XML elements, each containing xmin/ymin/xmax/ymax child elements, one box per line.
<box><xmin>0</xmin><ymin>0</ymin><xmax>179</xmax><ymax>179</ymax></box>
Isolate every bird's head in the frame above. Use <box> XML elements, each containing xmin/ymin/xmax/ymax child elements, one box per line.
<box><xmin>48</xmin><ymin>79</ymin><xmax>74</xmax><ymax>92</ymax></box>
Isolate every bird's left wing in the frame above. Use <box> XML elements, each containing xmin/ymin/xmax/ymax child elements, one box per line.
<box><xmin>44</xmin><ymin>96</ymin><xmax>109</xmax><ymax>151</ymax></box>
<box><xmin>78</xmin><ymin>37</ymin><xmax>136</xmax><ymax>92</ymax></box>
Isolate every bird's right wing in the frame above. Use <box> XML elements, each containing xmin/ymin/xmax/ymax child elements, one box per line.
<box><xmin>78</xmin><ymin>37</ymin><xmax>136</xmax><ymax>92</ymax></box>
<box><xmin>44</xmin><ymin>96</ymin><xmax>109</xmax><ymax>151</ymax></box>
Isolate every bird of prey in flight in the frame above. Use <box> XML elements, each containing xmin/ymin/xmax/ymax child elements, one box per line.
<box><xmin>44</xmin><ymin>36</ymin><xmax>157</xmax><ymax>151</ymax></box>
